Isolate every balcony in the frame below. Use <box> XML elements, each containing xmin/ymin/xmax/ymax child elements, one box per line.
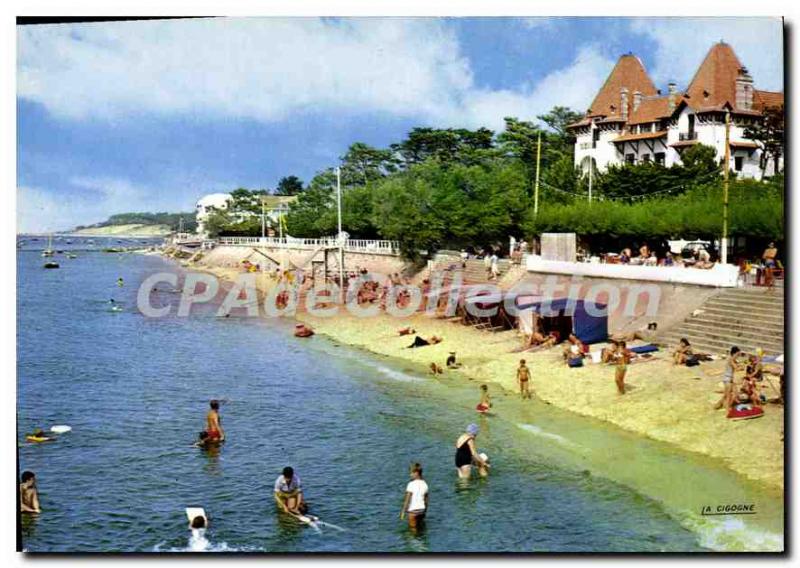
<box><xmin>678</xmin><ymin>131</ymin><xmax>698</xmax><ymax>141</ymax></box>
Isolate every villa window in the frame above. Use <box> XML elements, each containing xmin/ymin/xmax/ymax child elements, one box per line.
<box><xmin>655</xmin><ymin>152</ymin><xmax>666</xmax><ymax>165</ymax></box>
<box><xmin>735</xmin><ymin>156</ymin><xmax>744</xmax><ymax>172</ymax></box>
<box><xmin>625</xmin><ymin>153</ymin><xmax>635</xmax><ymax>164</ymax></box>
<box><xmin>642</xmin><ymin>154</ymin><xmax>651</xmax><ymax>163</ymax></box>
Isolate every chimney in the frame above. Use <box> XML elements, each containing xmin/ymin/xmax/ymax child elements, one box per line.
<box><xmin>667</xmin><ymin>82</ymin><xmax>677</xmax><ymax>111</ymax></box>
<box><xmin>736</xmin><ymin>67</ymin><xmax>754</xmax><ymax>110</ymax></box>
<box><xmin>620</xmin><ymin>87</ymin><xmax>629</xmax><ymax>121</ymax></box>
<box><xmin>632</xmin><ymin>91</ymin><xmax>643</xmax><ymax>113</ymax></box>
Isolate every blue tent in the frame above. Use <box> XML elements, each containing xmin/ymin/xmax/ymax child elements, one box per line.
<box><xmin>516</xmin><ymin>298</ymin><xmax>609</xmax><ymax>344</ymax></box>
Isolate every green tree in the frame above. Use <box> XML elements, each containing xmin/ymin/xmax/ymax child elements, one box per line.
<box><xmin>339</xmin><ymin>142</ymin><xmax>398</xmax><ymax>187</ymax></box>
<box><xmin>275</xmin><ymin>176</ymin><xmax>304</xmax><ymax>196</ymax></box>
<box><xmin>744</xmin><ymin>105</ymin><xmax>784</xmax><ymax>179</ymax></box>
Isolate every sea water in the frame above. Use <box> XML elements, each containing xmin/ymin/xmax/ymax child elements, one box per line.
<box><xmin>17</xmin><ymin>242</ymin><xmax>783</xmax><ymax>552</ymax></box>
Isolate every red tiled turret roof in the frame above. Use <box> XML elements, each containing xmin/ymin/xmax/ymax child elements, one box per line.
<box><xmin>684</xmin><ymin>41</ymin><xmax>744</xmax><ymax>110</ymax></box>
<box><xmin>586</xmin><ymin>54</ymin><xmax>658</xmax><ymax>118</ymax></box>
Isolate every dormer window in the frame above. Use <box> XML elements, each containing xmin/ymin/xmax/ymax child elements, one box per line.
<box><xmin>703</xmin><ymin>90</ymin><xmax>710</xmax><ymax>99</ymax></box>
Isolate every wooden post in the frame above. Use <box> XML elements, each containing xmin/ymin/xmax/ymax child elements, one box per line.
<box><xmin>534</xmin><ymin>131</ymin><xmax>542</xmax><ymax>215</ymax></box>
<box><xmin>722</xmin><ymin>110</ymin><xmax>731</xmax><ymax>264</ymax></box>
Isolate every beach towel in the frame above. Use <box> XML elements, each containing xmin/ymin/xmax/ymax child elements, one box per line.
<box><xmin>630</xmin><ymin>344</ymin><xmax>659</xmax><ymax>354</ymax></box>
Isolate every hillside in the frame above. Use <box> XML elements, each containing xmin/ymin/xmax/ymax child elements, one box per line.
<box><xmin>74</xmin><ymin>224</ymin><xmax>173</xmax><ymax>236</ymax></box>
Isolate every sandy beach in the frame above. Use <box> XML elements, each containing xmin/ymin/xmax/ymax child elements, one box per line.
<box><xmin>297</xmin><ymin>310</ymin><xmax>784</xmax><ymax>492</ymax></box>
<box><xmin>174</xmin><ymin>249</ymin><xmax>784</xmax><ymax>493</ymax></box>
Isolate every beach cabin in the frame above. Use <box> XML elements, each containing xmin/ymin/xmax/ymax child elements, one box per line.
<box><xmin>516</xmin><ymin>298</ymin><xmax>609</xmax><ymax>345</ymax></box>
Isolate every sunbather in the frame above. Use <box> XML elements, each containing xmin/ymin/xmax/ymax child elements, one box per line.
<box><xmin>673</xmin><ymin>338</ymin><xmax>693</xmax><ymax>365</ymax></box>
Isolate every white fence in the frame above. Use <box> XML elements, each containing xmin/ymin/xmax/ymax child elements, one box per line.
<box><xmin>217</xmin><ymin>236</ymin><xmax>401</xmax><ymax>256</ymax></box>
<box><xmin>525</xmin><ymin>255</ymin><xmax>740</xmax><ymax>287</ymax></box>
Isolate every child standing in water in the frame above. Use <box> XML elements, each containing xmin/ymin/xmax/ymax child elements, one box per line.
<box><xmin>477</xmin><ymin>384</ymin><xmax>492</xmax><ymax>413</ymax></box>
<box><xmin>400</xmin><ymin>463</ymin><xmax>429</xmax><ymax>531</ymax></box>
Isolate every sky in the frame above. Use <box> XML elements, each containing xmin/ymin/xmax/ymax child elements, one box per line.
<box><xmin>17</xmin><ymin>16</ymin><xmax>783</xmax><ymax>232</ymax></box>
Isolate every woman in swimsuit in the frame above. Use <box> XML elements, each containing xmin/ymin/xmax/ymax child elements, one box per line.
<box><xmin>715</xmin><ymin>346</ymin><xmax>743</xmax><ymax>410</ymax></box>
<box><xmin>454</xmin><ymin>424</ymin><xmax>488</xmax><ymax>479</ymax></box>
<box><xmin>614</xmin><ymin>341</ymin><xmax>631</xmax><ymax>395</ymax></box>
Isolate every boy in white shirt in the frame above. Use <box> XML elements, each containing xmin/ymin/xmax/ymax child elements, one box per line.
<box><xmin>400</xmin><ymin>462</ymin><xmax>429</xmax><ymax>531</ymax></box>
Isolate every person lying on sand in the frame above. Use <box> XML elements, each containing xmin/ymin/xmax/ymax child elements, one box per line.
<box><xmin>429</xmin><ymin>363</ymin><xmax>443</xmax><ymax>375</ymax></box>
<box><xmin>407</xmin><ymin>335</ymin><xmax>442</xmax><ymax>348</ymax></box>
<box><xmin>525</xmin><ymin>330</ymin><xmax>557</xmax><ymax>350</ymax></box>
<box><xmin>398</xmin><ymin>327</ymin><xmax>416</xmax><ymax>336</ymax></box>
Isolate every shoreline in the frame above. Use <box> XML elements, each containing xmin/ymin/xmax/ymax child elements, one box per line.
<box><xmin>170</xmin><ymin>253</ymin><xmax>784</xmax><ymax>493</ymax></box>
<box><xmin>297</xmin><ymin>311</ymin><xmax>783</xmax><ymax>493</ymax></box>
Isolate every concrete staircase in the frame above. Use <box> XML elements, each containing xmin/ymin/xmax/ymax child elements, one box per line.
<box><xmin>658</xmin><ymin>287</ymin><xmax>784</xmax><ymax>355</ymax></box>
<box><xmin>429</xmin><ymin>258</ymin><xmax>511</xmax><ymax>286</ymax></box>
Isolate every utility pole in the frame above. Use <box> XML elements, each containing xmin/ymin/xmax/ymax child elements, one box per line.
<box><xmin>336</xmin><ymin>166</ymin><xmax>344</xmax><ymax>303</ymax></box>
<box><xmin>534</xmin><ymin>131</ymin><xmax>542</xmax><ymax>215</ymax></box>
<box><xmin>261</xmin><ymin>200</ymin><xmax>265</xmax><ymax>240</ymax></box>
<box><xmin>722</xmin><ymin>110</ymin><xmax>731</xmax><ymax>264</ymax></box>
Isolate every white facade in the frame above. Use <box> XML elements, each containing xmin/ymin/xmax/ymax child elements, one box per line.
<box><xmin>574</xmin><ymin>107</ymin><xmax>777</xmax><ymax>180</ymax></box>
<box><xmin>195</xmin><ymin>193</ymin><xmax>232</xmax><ymax>236</ymax></box>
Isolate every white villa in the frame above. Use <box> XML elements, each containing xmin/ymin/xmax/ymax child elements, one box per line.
<box><xmin>569</xmin><ymin>42</ymin><xmax>783</xmax><ymax>179</ymax></box>
<box><xmin>195</xmin><ymin>193</ymin><xmax>233</xmax><ymax>237</ymax></box>
<box><xmin>195</xmin><ymin>192</ymin><xmax>298</xmax><ymax>237</ymax></box>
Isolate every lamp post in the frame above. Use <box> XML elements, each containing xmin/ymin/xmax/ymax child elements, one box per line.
<box><xmin>261</xmin><ymin>200</ymin><xmax>265</xmax><ymax>241</ymax></box>
<box><xmin>336</xmin><ymin>167</ymin><xmax>344</xmax><ymax>303</ymax></box>
<box><xmin>534</xmin><ymin>131</ymin><xmax>541</xmax><ymax>215</ymax></box>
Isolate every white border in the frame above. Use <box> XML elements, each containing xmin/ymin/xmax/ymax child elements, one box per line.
<box><xmin>3</xmin><ymin>2</ymin><xmax>795</xmax><ymax>567</ymax></box>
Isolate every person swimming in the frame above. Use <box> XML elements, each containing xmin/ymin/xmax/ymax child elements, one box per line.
<box><xmin>20</xmin><ymin>471</ymin><xmax>41</xmax><ymax>513</ymax></box>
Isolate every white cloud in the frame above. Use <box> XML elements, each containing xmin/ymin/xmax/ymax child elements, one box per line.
<box><xmin>18</xmin><ymin>18</ymin><xmax>473</xmax><ymax>123</ymax></box>
<box><xmin>630</xmin><ymin>17</ymin><xmax>783</xmax><ymax>91</ymax></box>
<box><xmin>18</xmin><ymin>17</ymin><xmax>612</xmax><ymax>132</ymax></box>
<box><xmin>459</xmin><ymin>46</ymin><xmax>615</xmax><ymax>129</ymax></box>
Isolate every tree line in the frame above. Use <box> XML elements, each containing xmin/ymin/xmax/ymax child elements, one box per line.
<box><xmin>205</xmin><ymin>105</ymin><xmax>784</xmax><ymax>258</ymax></box>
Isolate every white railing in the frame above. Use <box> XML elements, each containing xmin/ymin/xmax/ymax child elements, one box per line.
<box><xmin>217</xmin><ymin>236</ymin><xmax>401</xmax><ymax>256</ymax></box>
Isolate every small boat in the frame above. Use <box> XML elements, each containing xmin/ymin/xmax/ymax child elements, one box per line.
<box><xmin>66</xmin><ymin>253</ymin><xmax>78</xmax><ymax>259</ymax></box>
<box><xmin>43</xmin><ymin>261</ymin><xmax>60</xmax><ymax>269</ymax></box>
<box><xmin>41</xmin><ymin>234</ymin><xmax>55</xmax><ymax>257</ymax></box>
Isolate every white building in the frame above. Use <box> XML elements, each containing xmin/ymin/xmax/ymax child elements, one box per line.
<box><xmin>569</xmin><ymin>42</ymin><xmax>783</xmax><ymax>179</ymax></box>
<box><xmin>195</xmin><ymin>193</ymin><xmax>232</xmax><ymax>236</ymax></box>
